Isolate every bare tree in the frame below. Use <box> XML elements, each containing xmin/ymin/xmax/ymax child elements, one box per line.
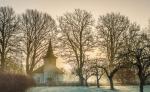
<box><xmin>120</xmin><ymin>27</ymin><xmax>150</xmax><ymax>92</ymax></box>
<box><xmin>80</xmin><ymin>56</ymin><xmax>105</xmax><ymax>87</ymax></box>
<box><xmin>96</xmin><ymin>13</ymin><xmax>130</xmax><ymax>89</ymax></box>
<box><xmin>58</xmin><ymin>9</ymin><xmax>94</xmax><ymax>86</ymax></box>
<box><xmin>92</xmin><ymin>59</ymin><xmax>104</xmax><ymax>88</ymax></box>
<box><xmin>20</xmin><ymin>9</ymin><xmax>57</xmax><ymax>75</ymax></box>
<box><xmin>0</xmin><ymin>7</ymin><xmax>20</xmax><ymax>72</ymax></box>
<box><xmin>82</xmin><ymin>56</ymin><xmax>94</xmax><ymax>86</ymax></box>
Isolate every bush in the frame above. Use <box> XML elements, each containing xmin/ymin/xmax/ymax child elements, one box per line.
<box><xmin>0</xmin><ymin>73</ymin><xmax>35</xmax><ymax>92</ymax></box>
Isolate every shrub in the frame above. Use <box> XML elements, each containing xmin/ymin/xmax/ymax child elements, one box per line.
<box><xmin>0</xmin><ymin>73</ymin><xmax>35</xmax><ymax>92</ymax></box>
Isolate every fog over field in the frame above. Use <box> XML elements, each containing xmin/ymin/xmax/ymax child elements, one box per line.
<box><xmin>27</xmin><ymin>86</ymin><xmax>150</xmax><ymax>92</ymax></box>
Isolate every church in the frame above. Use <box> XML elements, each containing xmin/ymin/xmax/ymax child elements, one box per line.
<box><xmin>32</xmin><ymin>40</ymin><xmax>64</xmax><ymax>85</ymax></box>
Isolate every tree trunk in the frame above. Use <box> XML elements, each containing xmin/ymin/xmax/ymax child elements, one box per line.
<box><xmin>0</xmin><ymin>54</ymin><xmax>5</xmax><ymax>72</ymax></box>
<box><xmin>96</xmin><ymin>75</ymin><xmax>100</xmax><ymax>88</ymax></box>
<box><xmin>78</xmin><ymin>68</ymin><xmax>84</xmax><ymax>86</ymax></box>
<box><xmin>26</xmin><ymin>51</ymin><xmax>30</xmax><ymax>75</ymax></box>
<box><xmin>96</xmin><ymin>79</ymin><xmax>100</xmax><ymax>88</ymax></box>
<box><xmin>96</xmin><ymin>66</ymin><xmax>100</xmax><ymax>88</ymax></box>
<box><xmin>109</xmin><ymin>76</ymin><xmax>114</xmax><ymax>90</ymax></box>
<box><xmin>139</xmin><ymin>81</ymin><xmax>144</xmax><ymax>92</ymax></box>
<box><xmin>139</xmin><ymin>75</ymin><xmax>145</xmax><ymax>92</ymax></box>
<box><xmin>138</xmin><ymin>63</ymin><xmax>144</xmax><ymax>92</ymax></box>
<box><xmin>85</xmin><ymin>79</ymin><xmax>88</xmax><ymax>87</ymax></box>
<box><xmin>79</xmin><ymin>75</ymin><xmax>84</xmax><ymax>86</ymax></box>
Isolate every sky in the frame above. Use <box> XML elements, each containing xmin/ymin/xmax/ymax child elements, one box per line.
<box><xmin>0</xmin><ymin>0</ymin><xmax>150</xmax><ymax>28</ymax></box>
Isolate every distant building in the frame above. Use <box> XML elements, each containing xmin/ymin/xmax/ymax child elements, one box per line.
<box><xmin>32</xmin><ymin>40</ymin><xmax>63</xmax><ymax>85</ymax></box>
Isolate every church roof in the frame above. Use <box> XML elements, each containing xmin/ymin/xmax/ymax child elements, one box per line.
<box><xmin>32</xmin><ymin>66</ymin><xmax>44</xmax><ymax>73</ymax></box>
<box><xmin>32</xmin><ymin>65</ymin><xmax>64</xmax><ymax>74</ymax></box>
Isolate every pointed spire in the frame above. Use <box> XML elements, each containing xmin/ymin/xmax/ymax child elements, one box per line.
<box><xmin>45</xmin><ymin>39</ymin><xmax>56</xmax><ymax>58</ymax></box>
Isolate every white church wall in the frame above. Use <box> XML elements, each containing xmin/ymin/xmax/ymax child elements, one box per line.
<box><xmin>33</xmin><ymin>73</ymin><xmax>44</xmax><ymax>84</ymax></box>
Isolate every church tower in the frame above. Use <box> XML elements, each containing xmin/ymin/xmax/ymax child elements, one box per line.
<box><xmin>44</xmin><ymin>39</ymin><xmax>57</xmax><ymax>66</ymax></box>
<box><xmin>33</xmin><ymin>39</ymin><xmax>63</xmax><ymax>85</ymax></box>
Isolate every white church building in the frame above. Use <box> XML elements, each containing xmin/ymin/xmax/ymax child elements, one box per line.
<box><xmin>32</xmin><ymin>40</ymin><xmax>64</xmax><ymax>85</ymax></box>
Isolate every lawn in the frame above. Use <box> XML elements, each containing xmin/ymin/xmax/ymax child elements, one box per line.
<box><xmin>27</xmin><ymin>85</ymin><xmax>150</xmax><ymax>92</ymax></box>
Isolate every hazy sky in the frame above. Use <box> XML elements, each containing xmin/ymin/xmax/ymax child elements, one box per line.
<box><xmin>0</xmin><ymin>0</ymin><xmax>150</xmax><ymax>28</ymax></box>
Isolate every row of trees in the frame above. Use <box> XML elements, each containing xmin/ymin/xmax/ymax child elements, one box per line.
<box><xmin>58</xmin><ymin>9</ymin><xmax>150</xmax><ymax>92</ymax></box>
<box><xmin>0</xmin><ymin>6</ymin><xmax>150</xmax><ymax>92</ymax></box>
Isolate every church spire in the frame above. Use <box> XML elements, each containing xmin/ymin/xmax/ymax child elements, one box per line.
<box><xmin>45</xmin><ymin>39</ymin><xmax>56</xmax><ymax>58</ymax></box>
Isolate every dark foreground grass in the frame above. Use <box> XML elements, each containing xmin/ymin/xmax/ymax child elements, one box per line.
<box><xmin>0</xmin><ymin>73</ymin><xmax>35</xmax><ymax>92</ymax></box>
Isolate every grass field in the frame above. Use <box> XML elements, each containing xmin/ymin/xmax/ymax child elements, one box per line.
<box><xmin>27</xmin><ymin>85</ymin><xmax>150</xmax><ymax>92</ymax></box>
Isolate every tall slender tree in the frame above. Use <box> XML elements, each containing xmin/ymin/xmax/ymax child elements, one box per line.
<box><xmin>0</xmin><ymin>7</ymin><xmax>20</xmax><ymax>72</ymax></box>
<box><xmin>92</xmin><ymin>59</ymin><xmax>104</xmax><ymax>88</ymax></box>
<box><xmin>120</xmin><ymin>24</ymin><xmax>150</xmax><ymax>92</ymax></box>
<box><xmin>96</xmin><ymin>13</ymin><xmax>130</xmax><ymax>89</ymax></box>
<box><xmin>59</xmin><ymin>9</ymin><xmax>94</xmax><ymax>86</ymax></box>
